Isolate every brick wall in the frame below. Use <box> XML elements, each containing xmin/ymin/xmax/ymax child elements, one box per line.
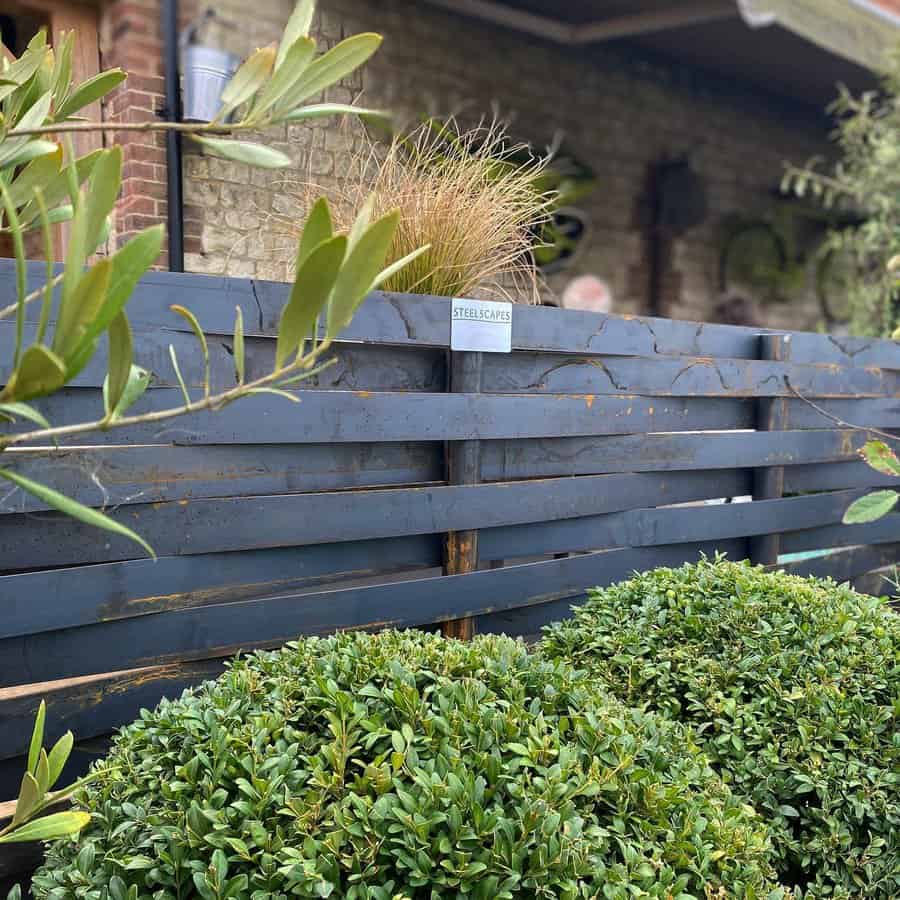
<box><xmin>100</xmin><ymin>0</ymin><xmax>199</xmax><ymax>269</ymax></box>
<box><xmin>113</xmin><ymin>0</ymin><xmax>836</xmax><ymax>327</ymax></box>
<box><xmin>178</xmin><ymin>0</ymin><xmax>834</xmax><ymax>327</ymax></box>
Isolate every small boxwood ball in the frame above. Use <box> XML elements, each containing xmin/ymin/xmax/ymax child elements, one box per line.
<box><xmin>541</xmin><ymin>557</ymin><xmax>900</xmax><ymax>899</ymax></box>
<box><xmin>33</xmin><ymin>631</ymin><xmax>777</xmax><ymax>899</ymax></box>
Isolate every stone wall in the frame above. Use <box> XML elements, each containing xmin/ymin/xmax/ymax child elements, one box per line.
<box><xmin>174</xmin><ymin>0</ymin><xmax>834</xmax><ymax>326</ymax></box>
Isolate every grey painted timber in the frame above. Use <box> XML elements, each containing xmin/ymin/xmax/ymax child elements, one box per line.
<box><xmin>481</xmin><ymin>429</ymin><xmax>868</xmax><ymax>480</ymax></box>
<box><xmin>14</xmin><ymin>390</ymin><xmax>756</xmax><ymax>445</ymax></box>
<box><xmin>0</xmin><ymin>470</ymin><xmax>744</xmax><ymax>569</ymax></box>
<box><xmin>481</xmin><ymin>351</ymin><xmax>900</xmax><ymax>398</ymax></box>
<box><xmin>0</xmin><ymin>539</ymin><xmax>745</xmax><ymax>687</ymax></box>
<box><xmin>0</xmin><ymin>443</ymin><xmax>441</xmax><ymax>514</ymax></box>
<box><xmin>1</xmin><ymin>262</ymin><xmax>899</xmax><ymax>818</ymax></box>
<box><xmin>6</xmin><ymin>259</ymin><xmax>900</xmax><ymax>367</ymax></box>
<box><xmin>478</xmin><ymin>489</ymin><xmax>861</xmax><ymax>561</ymax></box>
<box><xmin>0</xmin><ymin>536</ymin><xmax>442</xmax><ymax>639</ymax></box>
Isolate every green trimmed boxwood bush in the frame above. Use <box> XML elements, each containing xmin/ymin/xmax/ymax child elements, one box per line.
<box><xmin>34</xmin><ymin>631</ymin><xmax>779</xmax><ymax>899</ymax></box>
<box><xmin>541</xmin><ymin>557</ymin><xmax>900</xmax><ymax>899</ymax></box>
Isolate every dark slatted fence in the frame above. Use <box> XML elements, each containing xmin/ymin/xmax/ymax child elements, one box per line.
<box><xmin>2</xmin><ymin>261</ymin><xmax>899</xmax><ymax>834</ymax></box>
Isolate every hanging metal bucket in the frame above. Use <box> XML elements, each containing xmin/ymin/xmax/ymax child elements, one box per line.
<box><xmin>182</xmin><ymin>44</ymin><xmax>240</xmax><ymax>123</ymax></box>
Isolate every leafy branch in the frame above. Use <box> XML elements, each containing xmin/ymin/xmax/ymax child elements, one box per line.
<box><xmin>0</xmin><ymin>702</ymin><xmax>94</xmax><ymax>846</ymax></box>
<box><xmin>0</xmin><ymin>0</ymin><xmax>425</xmax><ymax>558</ymax></box>
<box><xmin>781</xmin><ymin>379</ymin><xmax>900</xmax><ymax>525</ymax></box>
<box><xmin>0</xmin><ymin>0</ymin><xmax>432</xmax><ymax>866</ymax></box>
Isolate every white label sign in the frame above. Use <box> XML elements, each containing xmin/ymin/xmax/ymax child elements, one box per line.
<box><xmin>450</xmin><ymin>298</ymin><xmax>512</xmax><ymax>353</ymax></box>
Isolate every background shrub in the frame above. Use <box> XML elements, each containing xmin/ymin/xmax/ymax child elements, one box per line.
<box><xmin>541</xmin><ymin>557</ymin><xmax>900</xmax><ymax>899</ymax></box>
<box><xmin>34</xmin><ymin>631</ymin><xmax>778</xmax><ymax>899</ymax></box>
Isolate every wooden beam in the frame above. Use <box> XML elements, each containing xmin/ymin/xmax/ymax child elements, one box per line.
<box><xmin>443</xmin><ymin>351</ymin><xmax>482</xmax><ymax>640</ymax></box>
<box><xmin>750</xmin><ymin>334</ymin><xmax>791</xmax><ymax>565</ymax></box>
<box><xmin>423</xmin><ymin>0</ymin><xmax>736</xmax><ymax>45</ymax></box>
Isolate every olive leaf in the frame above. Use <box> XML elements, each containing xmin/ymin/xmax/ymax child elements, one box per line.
<box><xmin>217</xmin><ymin>46</ymin><xmax>276</xmax><ymax>121</ymax></box>
<box><xmin>276</xmin><ymin>234</ymin><xmax>346</xmax><ymax>367</ymax></box>
<box><xmin>104</xmin><ymin>365</ymin><xmax>150</xmax><ymax>421</ymax></box>
<box><xmin>0</xmin><ymin>402</ymin><xmax>50</xmax><ymax>429</ymax></box>
<box><xmin>170</xmin><ymin>305</ymin><xmax>209</xmax><ymax>395</ymax></box>
<box><xmin>272</xmin><ymin>32</ymin><xmax>382</xmax><ymax>113</ymax></box>
<box><xmin>283</xmin><ymin>102</ymin><xmax>388</xmax><ymax>124</ymax></box>
<box><xmin>11</xmin><ymin>774</ymin><xmax>40</xmax><ymax>827</ymax></box>
<box><xmin>53</xmin><ymin>259</ymin><xmax>112</xmax><ymax>362</ymax></box>
<box><xmin>295</xmin><ymin>197</ymin><xmax>333</xmax><ymax>268</ymax></box>
<box><xmin>0</xmin><ymin>812</ymin><xmax>92</xmax><ymax>844</ymax></box>
<box><xmin>276</xmin><ymin>0</ymin><xmax>316</xmax><ymax>68</ymax></box>
<box><xmin>64</xmin><ymin>225</ymin><xmax>165</xmax><ymax>381</ymax></box>
<box><xmin>50</xmin><ymin>31</ymin><xmax>74</xmax><ymax>102</ymax></box>
<box><xmin>47</xmin><ymin>731</ymin><xmax>74</xmax><ymax>787</ymax></box>
<box><xmin>0</xmin><ymin>468</ymin><xmax>156</xmax><ymax>558</ymax></box>
<box><xmin>233</xmin><ymin>307</ymin><xmax>245</xmax><ymax>384</ymax></box>
<box><xmin>104</xmin><ymin>313</ymin><xmax>134</xmax><ymax>419</ymax></box>
<box><xmin>3</xmin><ymin>344</ymin><xmax>67</xmax><ymax>402</ymax></box>
<box><xmin>55</xmin><ymin>70</ymin><xmax>126</xmax><ymax>121</ymax></box>
<box><xmin>250</xmin><ymin>37</ymin><xmax>316</xmax><ymax>120</ymax></box>
<box><xmin>190</xmin><ymin>137</ymin><xmax>291</xmax><ymax>169</ymax></box>
<box><xmin>27</xmin><ymin>700</ymin><xmax>45</xmax><ymax>776</ymax></box>
<box><xmin>327</xmin><ymin>210</ymin><xmax>399</xmax><ymax>337</ymax></box>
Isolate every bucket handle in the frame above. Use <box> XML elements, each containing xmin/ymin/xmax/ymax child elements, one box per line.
<box><xmin>180</xmin><ymin>8</ymin><xmax>238</xmax><ymax>52</ymax></box>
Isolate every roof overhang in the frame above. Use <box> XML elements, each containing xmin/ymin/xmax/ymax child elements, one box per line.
<box><xmin>738</xmin><ymin>0</ymin><xmax>900</xmax><ymax>70</ymax></box>
<box><xmin>423</xmin><ymin>0</ymin><xmax>892</xmax><ymax>107</ymax></box>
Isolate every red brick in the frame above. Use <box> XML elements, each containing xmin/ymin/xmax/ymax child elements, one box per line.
<box><xmin>122</xmin><ymin>160</ymin><xmax>157</xmax><ymax>182</ymax></box>
<box><xmin>127</xmin><ymin>75</ymin><xmax>165</xmax><ymax>95</ymax></box>
<box><xmin>127</xmin><ymin>144</ymin><xmax>167</xmax><ymax>164</ymax></box>
<box><xmin>123</xmin><ymin>213</ymin><xmax>165</xmax><ymax>231</ymax></box>
<box><xmin>120</xmin><ymin>196</ymin><xmax>156</xmax><ymax>215</ymax></box>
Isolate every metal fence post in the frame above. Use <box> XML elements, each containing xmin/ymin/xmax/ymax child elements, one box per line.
<box><xmin>749</xmin><ymin>333</ymin><xmax>791</xmax><ymax>565</ymax></box>
<box><xmin>441</xmin><ymin>349</ymin><xmax>482</xmax><ymax>639</ymax></box>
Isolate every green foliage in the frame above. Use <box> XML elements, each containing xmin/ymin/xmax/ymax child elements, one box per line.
<box><xmin>541</xmin><ymin>557</ymin><xmax>900</xmax><ymax>899</ymax></box>
<box><xmin>33</xmin><ymin>631</ymin><xmax>779</xmax><ymax>898</ymax></box>
<box><xmin>0</xmin><ymin>701</ymin><xmax>92</xmax><ymax>846</ymax></box>
<box><xmin>784</xmin><ymin>54</ymin><xmax>900</xmax><ymax>336</ymax></box>
<box><xmin>0</xmin><ymin>0</ymin><xmax>421</xmax><ymax>558</ymax></box>
<box><xmin>843</xmin><ymin>488</ymin><xmax>899</xmax><ymax>524</ymax></box>
<box><xmin>842</xmin><ymin>441</ymin><xmax>900</xmax><ymax>524</ymax></box>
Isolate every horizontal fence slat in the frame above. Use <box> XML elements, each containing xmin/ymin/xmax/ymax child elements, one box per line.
<box><xmin>779</xmin><ymin>543</ymin><xmax>900</xmax><ymax>582</ymax></box>
<box><xmin>481</xmin><ymin>429</ymin><xmax>866</xmax><ymax>479</ymax></box>
<box><xmin>8</xmin><ymin>260</ymin><xmax>900</xmax><ymax>367</ymax></box>
<box><xmin>0</xmin><ymin>322</ymin><xmax>446</xmax><ymax>393</ymax></box>
<box><xmin>0</xmin><ymin>443</ymin><xmax>441</xmax><ymax>514</ymax></box>
<box><xmin>0</xmin><ymin>538</ymin><xmax>751</xmax><ymax>769</ymax></box>
<box><xmin>0</xmin><ymin>470</ymin><xmax>745</xmax><ymax>569</ymax></box>
<box><xmin>0</xmin><ymin>536</ymin><xmax>441</xmax><ymax>640</ymax></box>
<box><xmin>0</xmin><ymin>539</ymin><xmax>744</xmax><ymax>688</ymax></box>
<box><xmin>11</xmin><ymin>390</ymin><xmax>900</xmax><ymax>448</ymax></box>
<box><xmin>780</xmin><ymin>514</ymin><xmax>900</xmax><ymax>554</ymax></box>
<box><xmin>481</xmin><ymin>353</ymin><xmax>900</xmax><ymax>398</ymax></box>
<box><xmin>12</xmin><ymin>390</ymin><xmax>755</xmax><ymax>446</ymax></box>
<box><xmin>784</xmin><ymin>460</ymin><xmax>899</xmax><ymax>493</ymax></box>
<box><xmin>0</xmin><ymin>660</ymin><xmax>225</xmax><ymax>765</ymax></box>
<box><xmin>479</xmin><ymin>490</ymin><xmax>860</xmax><ymax>560</ymax></box>
<box><xmin>786</xmin><ymin>398</ymin><xmax>900</xmax><ymax>428</ymax></box>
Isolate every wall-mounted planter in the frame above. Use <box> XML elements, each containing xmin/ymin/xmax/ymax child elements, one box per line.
<box><xmin>182</xmin><ymin>44</ymin><xmax>239</xmax><ymax>123</ymax></box>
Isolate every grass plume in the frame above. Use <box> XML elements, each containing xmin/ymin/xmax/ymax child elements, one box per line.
<box><xmin>259</xmin><ymin>118</ymin><xmax>556</xmax><ymax>302</ymax></box>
